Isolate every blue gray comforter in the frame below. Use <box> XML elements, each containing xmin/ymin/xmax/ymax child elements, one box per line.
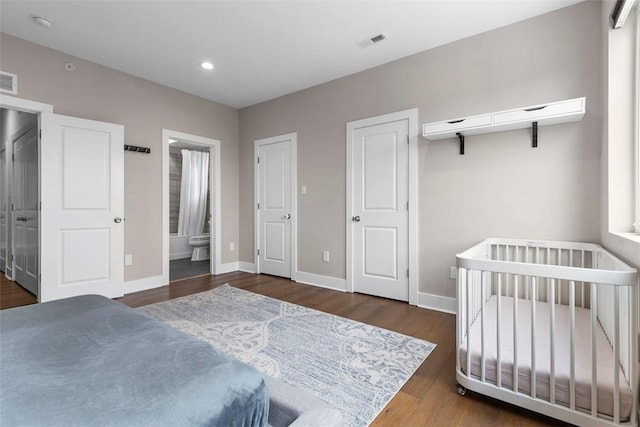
<box><xmin>0</xmin><ymin>295</ymin><xmax>269</xmax><ymax>426</ymax></box>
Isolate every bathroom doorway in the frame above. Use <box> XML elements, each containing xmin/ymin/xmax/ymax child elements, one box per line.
<box><xmin>162</xmin><ymin>130</ymin><xmax>221</xmax><ymax>284</ymax></box>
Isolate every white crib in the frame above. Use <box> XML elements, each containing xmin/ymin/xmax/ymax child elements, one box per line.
<box><xmin>456</xmin><ymin>238</ymin><xmax>639</xmax><ymax>426</ymax></box>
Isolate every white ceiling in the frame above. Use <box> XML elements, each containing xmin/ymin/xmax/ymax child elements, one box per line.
<box><xmin>0</xmin><ymin>0</ymin><xmax>583</xmax><ymax>109</ymax></box>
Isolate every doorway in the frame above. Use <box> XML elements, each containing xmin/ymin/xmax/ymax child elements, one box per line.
<box><xmin>1</xmin><ymin>107</ymin><xmax>38</xmax><ymax>296</ymax></box>
<box><xmin>346</xmin><ymin>109</ymin><xmax>419</xmax><ymax>304</ymax></box>
<box><xmin>162</xmin><ymin>130</ymin><xmax>221</xmax><ymax>284</ymax></box>
<box><xmin>254</xmin><ymin>133</ymin><xmax>297</xmax><ymax>279</ymax></box>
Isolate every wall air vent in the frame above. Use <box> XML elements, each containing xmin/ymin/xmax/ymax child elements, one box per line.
<box><xmin>0</xmin><ymin>71</ymin><xmax>17</xmax><ymax>95</ymax></box>
<box><xmin>357</xmin><ymin>32</ymin><xmax>387</xmax><ymax>48</ymax></box>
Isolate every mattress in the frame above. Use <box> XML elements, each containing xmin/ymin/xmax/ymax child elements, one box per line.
<box><xmin>0</xmin><ymin>295</ymin><xmax>269</xmax><ymax>426</ymax></box>
<box><xmin>459</xmin><ymin>295</ymin><xmax>633</xmax><ymax>420</ymax></box>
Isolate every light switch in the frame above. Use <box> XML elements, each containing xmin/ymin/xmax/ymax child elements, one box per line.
<box><xmin>125</xmin><ymin>254</ymin><xmax>133</xmax><ymax>266</ymax></box>
<box><xmin>301</xmin><ymin>185</ymin><xmax>307</xmax><ymax>194</ymax></box>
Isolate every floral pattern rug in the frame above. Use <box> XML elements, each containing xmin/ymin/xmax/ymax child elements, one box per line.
<box><xmin>138</xmin><ymin>284</ymin><xmax>436</xmax><ymax>427</ymax></box>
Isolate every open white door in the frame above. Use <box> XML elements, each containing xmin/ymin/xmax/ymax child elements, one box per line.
<box><xmin>40</xmin><ymin>113</ymin><xmax>124</xmax><ymax>302</ymax></box>
<box><xmin>12</xmin><ymin>125</ymin><xmax>38</xmax><ymax>294</ymax></box>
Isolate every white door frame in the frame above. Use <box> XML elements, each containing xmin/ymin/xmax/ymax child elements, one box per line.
<box><xmin>346</xmin><ymin>108</ymin><xmax>419</xmax><ymax>305</ymax></box>
<box><xmin>254</xmin><ymin>132</ymin><xmax>297</xmax><ymax>280</ymax></box>
<box><xmin>0</xmin><ymin>95</ymin><xmax>53</xmax><ymax>300</ymax></box>
<box><xmin>162</xmin><ymin>129</ymin><xmax>221</xmax><ymax>285</ymax></box>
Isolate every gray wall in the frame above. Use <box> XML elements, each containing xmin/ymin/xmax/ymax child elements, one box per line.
<box><xmin>239</xmin><ymin>1</ymin><xmax>603</xmax><ymax>299</ymax></box>
<box><xmin>0</xmin><ymin>33</ymin><xmax>240</xmax><ymax>282</ymax></box>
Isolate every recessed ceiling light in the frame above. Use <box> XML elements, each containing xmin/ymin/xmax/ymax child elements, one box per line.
<box><xmin>33</xmin><ymin>15</ymin><xmax>53</xmax><ymax>28</ymax></box>
<box><xmin>200</xmin><ymin>61</ymin><xmax>214</xmax><ymax>70</ymax></box>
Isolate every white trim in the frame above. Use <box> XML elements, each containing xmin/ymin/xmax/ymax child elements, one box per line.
<box><xmin>634</xmin><ymin>7</ymin><xmax>640</xmax><ymax>234</ymax></box>
<box><xmin>345</xmin><ymin>108</ymin><xmax>419</xmax><ymax>305</ymax></box>
<box><xmin>125</xmin><ymin>275</ymin><xmax>164</xmax><ymax>294</ymax></box>
<box><xmin>0</xmin><ymin>95</ymin><xmax>53</xmax><ymax>114</ymax></box>
<box><xmin>169</xmin><ymin>251</ymin><xmax>192</xmax><ymax>261</ymax></box>
<box><xmin>417</xmin><ymin>291</ymin><xmax>457</xmax><ymax>315</ymax></box>
<box><xmin>162</xmin><ymin>129</ymin><xmax>222</xmax><ymax>287</ymax></box>
<box><xmin>295</xmin><ymin>271</ymin><xmax>346</xmax><ymax>292</ymax></box>
<box><xmin>238</xmin><ymin>262</ymin><xmax>256</xmax><ymax>273</ymax></box>
<box><xmin>254</xmin><ymin>132</ymin><xmax>297</xmax><ymax>280</ymax></box>
<box><xmin>217</xmin><ymin>262</ymin><xmax>240</xmax><ymax>274</ymax></box>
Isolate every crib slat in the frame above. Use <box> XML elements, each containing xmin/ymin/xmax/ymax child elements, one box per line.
<box><xmin>513</xmin><ymin>274</ymin><xmax>519</xmax><ymax>393</ymax></box>
<box><xmin>496</xmin><ymin>273</ymin><xmax>502</xmax><ymax>388</ymax></box>
<box><xmin>590</xmin><ymin>282</ymin><xmax>598</xmax><ymax>417</ymax></box>
<box><xmin>614</xmin><ymin>286</ymin><xmax>620</xmax><ymax>424</ymax></box>
<box><xmin>481</xmin><ymin>271</ymin><xmax>486</xmax><ymax>383</ymax></box>
<box><xmin>466</xmin><ymin>271</ymin><xmax>471</xmax><ymax>379</ymax></box>
<box><xmin>581</xmin><ymin>251</ymin><xmax>586</xmax><ymax>308</ymax></box>
<box><xmin>569</xmin><ymin>280</ymin><xmax>576</xmax><ymax>410</ymax></box>
<box><xmin>549</xmin><ymin>278</ymin><xmax>556</xmax><ymax>405</ymax></box>
<box><xmin>530</xmin><ymin>276</ymin><xmax>537</xmax><ymax>399</ymax></box>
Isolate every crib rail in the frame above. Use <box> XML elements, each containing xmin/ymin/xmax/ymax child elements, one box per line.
<box><xmin>456</xmin><ymin>238</ymin><xmax>638</xmax><ymax>427</ymax></box>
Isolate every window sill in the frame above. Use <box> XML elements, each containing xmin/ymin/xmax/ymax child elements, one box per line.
<box><xmin>603</xmin><ymin>232</ymin><xmax>640</xmax><ymax>268</ymax></box>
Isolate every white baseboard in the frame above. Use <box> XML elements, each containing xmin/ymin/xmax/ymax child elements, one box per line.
<box><xmin>216</xmin><ymin>262</ymin><xmax>239</xmax><ymax>274</ymax></box>
<box><xmin>238</xmin><ymin>262</ymin><xmax>256</xmax><ymax>273</ymax></box>
<box><xmin>169</xmin><ymin>252</ymin><xmax>192</xmax><ymax>261</ymax></box>
<box><xmin>417</xmin><ymin>291</ymin><xmax>456</xmax><ymax>314</ymax></box>
<box><xmin>125</xmin><ymin>275</ymin><xmax>165</xmax><ymax>294</ymax></box>
<box><xmin>295</xmin><ymin>271</ymin><xmax>346</xmax><ymax>292</ymax></box>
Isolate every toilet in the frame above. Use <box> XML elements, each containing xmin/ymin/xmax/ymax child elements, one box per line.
<box><xmin>188</xmin><ymin>234</ymin><xmax>210</xmax><ymax>261</ymax></box>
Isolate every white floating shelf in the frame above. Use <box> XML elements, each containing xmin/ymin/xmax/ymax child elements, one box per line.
<box><xmin>422</xmin><ymin>97</ymin><xmax>586</xmax><ymax>146</ymax></box>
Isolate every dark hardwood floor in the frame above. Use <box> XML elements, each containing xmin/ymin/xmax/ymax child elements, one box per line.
<box><xmin>1</xmin><ymin>271</ymin><xmax>567</xmax><ymax>426</ymax></box>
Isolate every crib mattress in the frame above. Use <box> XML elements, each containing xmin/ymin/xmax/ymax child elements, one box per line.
<box><xmin>459</xmin><ymin>295</ymin><xmax>633</xmax><ymax>420</ymax></box>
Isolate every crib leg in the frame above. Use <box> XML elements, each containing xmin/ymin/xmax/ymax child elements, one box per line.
<box><xmin>456</xmin><ymin>384</ymin><xmax>467</xmax><ymax>396</ymax></box>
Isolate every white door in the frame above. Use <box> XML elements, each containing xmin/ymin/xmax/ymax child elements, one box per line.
<box><xmin>40</xmin><ymin>113</ymin><xmax>124</xmax><ymax>302</ymax></box>
<box><xmin>12</xmin><ymin>125</ymin><xmax>38</xmax><ymax>294</ymax></box>
<box><xmin>350</xmin><ymin>119</ymin><xmax>409</xmax><ymax>301</ymax></box>
<box><xmin>256</xmin><ymin>134</ymin><xmax>295</xmax><ymax>278</ymax></box>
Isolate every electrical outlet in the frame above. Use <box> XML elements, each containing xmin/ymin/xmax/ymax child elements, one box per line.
<box><xmin>229</xmin><ymin>241</ymin><xmax>235</xmax><ymax>251</ymax></box>
<box><xmin>322</xmin><ymin>251</ymin><xmax>330</xmax><ymax>263</ymax></box>
<box><xmin>449</xmin><ymin>266</ymin><xmax>457</xmax><ymax>280</ymax></box>
<box><xmin>125</xmin><ymin>254</ymin><xmax>133</xmax><ymax>266</ymax></box>
<box><xmin>301</xmin><ymin>185</ymin><xmax>307</xmax><ymax>194</ymax></box>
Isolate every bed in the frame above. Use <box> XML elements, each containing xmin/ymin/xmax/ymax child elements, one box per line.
<box><xmin>0</xmin><ymin>294</ymin><xmax>270</xmax><ymax>426</ymax></box>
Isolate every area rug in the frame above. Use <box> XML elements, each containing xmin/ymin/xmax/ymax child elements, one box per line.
<box><xmin>138</xmin><ymin>284</ymin><xmax>436</xmax><ymax>427</ymax></box>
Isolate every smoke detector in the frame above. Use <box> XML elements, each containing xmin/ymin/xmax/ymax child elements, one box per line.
<box><xmin>33</xmin><ymin>15</ymin><xmax>53</xmax><ymax>28</ymax></box>
<box><xmin>357</xmin><ymin>33</ymin><xmax>387</xmax><ymax>48</ymax></box>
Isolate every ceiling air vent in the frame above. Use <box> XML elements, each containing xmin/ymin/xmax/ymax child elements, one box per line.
<box><xmin>357</xmin><ymin>32</ymin><xmax>387</xmax><ymax>48</ymax></box>
<box><xmin>0</xmin><ymin>71</ymin><xmax>17</xmax><ymax>95</ymax></box>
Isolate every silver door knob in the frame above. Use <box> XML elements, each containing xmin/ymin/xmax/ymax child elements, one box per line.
<box><xmin>352</xmin><ymin>216</ymin><xmax>360</xmax><ymax>222</ymax></box>
<box><xmin>284</xmin><ymin>213</ymin><xmax>291</xmax><ymax>219</ymax></box>
<box><xmin>114</xmin><ymin>217</ymin><xmax>123</xmax><ymax>223</ymax></box>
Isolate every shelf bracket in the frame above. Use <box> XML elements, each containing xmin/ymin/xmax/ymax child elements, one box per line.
<box><xmin>456</xmin><ymin>132</ymin><xmax>465</xmax><ymax>155</ymax></box>
<box><xmin>531</xmin><ymin>121</ymin><xmax>538</xmax><ymax>148</ymax></box>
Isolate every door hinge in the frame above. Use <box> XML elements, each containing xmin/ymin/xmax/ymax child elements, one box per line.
<box><xmin>406</xmin><ymin>201</ymin><xmax>409</xmax><ymax>211</ymax></box>
<box><xmin>407</xmin><ymin>135</ymin><xmax>410</xmax><ymax>144</ymax></box>
<box><xmin>257</xmin><ymin>249</ymin><xmax>260</xmax><ymax>255</ymax></box>
<box><xmin>11</xmin><ymin>153</ymin><xmax>14</xmax><ymax>162</ymax></box>
<box><xmin>11</xmin><ymin>204</ymin><xmax>15</xmax><ymax>211</ymax></box>
<box><xmin>257</xmin><ymin>203</ymin><xmax>260</xmax><ymax>209</ymax></box>
<box><xmin>39</xmin><ymin>129</ymin><xmax>42</xmax><ymax>139</ymax></box>
<box><xmin>407</xmin><ymin>269</ymin><xmax>409</xmax><ymax>278</ymax></box>
<box><xmin>257</xmin><ymin>157</ymin><xmax>260</xmax><ymax>164</ymax></box>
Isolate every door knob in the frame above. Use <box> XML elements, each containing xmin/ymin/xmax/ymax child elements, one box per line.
<box><xmin>352</xmin><ymin>216</ymin><xmax>360</xmax><ymax>222</ymax></box>
<box><xmin>114</xmin><ymin>217</ymin><xmax>123</xmax><ymax>223</ymax></box>
<box><xmin>284</xmin><ymin>213</ymin><xmax>291</xmax><ymax>219</ymax></box>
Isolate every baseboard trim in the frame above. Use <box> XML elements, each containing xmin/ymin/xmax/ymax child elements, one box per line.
<box><xmin>216</xmin><ymin>262</ymin><xmax>239</xmax><ymax>274</ymax></box>
<box><xmin>125</xmin><ymin>275</ymin><xmax>165</xmax><ymax>294</ymax></box>
<box><xmin>295</xmin><ymin>271</ymin><xmax>346</xmax><ymax>292</ymax></box>
<box><xmin>417</xmin><ymin>291</ymin><xmax>456</xmax><ymax>315</ymax></box>
<box><xmin>170</xmin><ymin>252</ymin><xmax>192</xmax><ymax>261</ymax></box>
<box><xmin>238</xmin><ymin>262</ymin><xmax>256</xmax><ymax>273</ymax></box>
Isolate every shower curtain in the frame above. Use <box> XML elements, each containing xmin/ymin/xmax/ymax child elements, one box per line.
<box><xmin>177</xmin><ymin>149</ymin><xmax>209</xmax><ymax>236</ymax></box>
